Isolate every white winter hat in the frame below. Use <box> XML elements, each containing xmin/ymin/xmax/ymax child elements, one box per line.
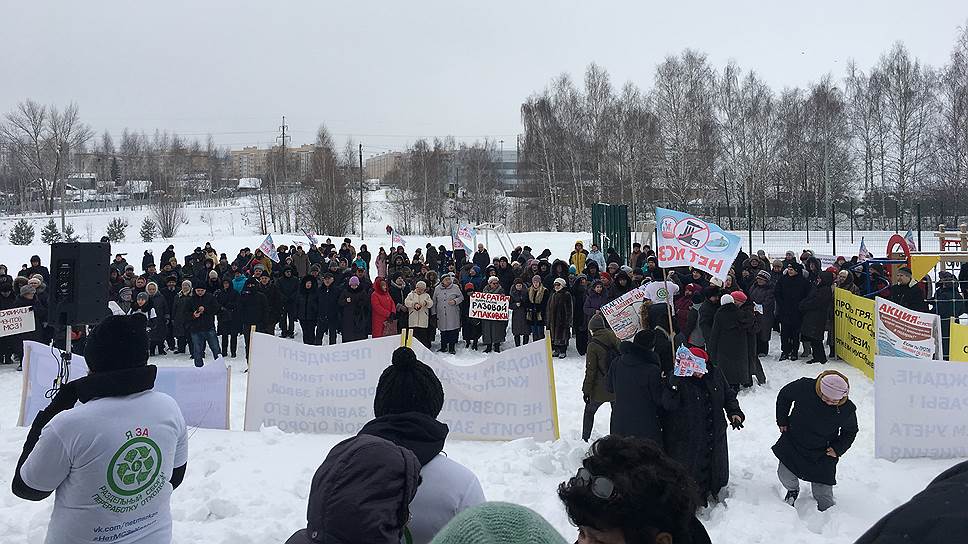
<box><xmin>720</xmin><ymin>294</ymin><xmax>734</xmax><ymax>306</ymax></box>
<box><xmin>553</xmin><ymin>277</ymin><xmax>566</xmax><ymax>287</ymax></box>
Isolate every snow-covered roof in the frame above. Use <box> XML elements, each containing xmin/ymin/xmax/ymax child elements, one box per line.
<box><xmin>68</xmin><ymin>172</ymin><xmax>97</xmax><ymax>179</ymax></box>
<box><xmin>238</xmin><ymin>177</ymin><xmax>262</xmax><ymax>190</ymax></box>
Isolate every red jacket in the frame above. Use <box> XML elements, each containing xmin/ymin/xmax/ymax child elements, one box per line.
<box><xmin>371</xmin><ymin>281</ymin><xmax>396</xmax><ymax>337</ymax></box>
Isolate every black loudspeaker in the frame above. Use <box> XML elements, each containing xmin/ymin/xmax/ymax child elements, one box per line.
<box><xmin>50</xmin><ymin>242</ymin><xmax>111</xmax><ymax>325</ymax></box>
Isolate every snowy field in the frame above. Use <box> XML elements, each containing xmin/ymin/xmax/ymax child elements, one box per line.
<box><xmin>0</xmin><ymin>199</ymin><xmax>962</xmax><ymax>543</ymax></box>
<box><xmin>0</xmin><ymin>333</ymin><xmax>961</xmax><ymax>543</ymax></box>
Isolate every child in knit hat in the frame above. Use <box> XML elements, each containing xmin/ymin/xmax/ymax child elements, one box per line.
<box><xmin>773</xmin><ymin>370</ymin><xmax>858</xmax><ymax>511</ymax></box>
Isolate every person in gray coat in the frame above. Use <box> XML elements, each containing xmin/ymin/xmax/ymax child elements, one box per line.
<box><xmin>432</xmin><ymin>273</ymin><xmax>464</xmax><ymax>354</ymax></box>
<box><xmin>480</xmin><ymin>276</ymin><xmax>508</xmax><ymax>353</ymax></box>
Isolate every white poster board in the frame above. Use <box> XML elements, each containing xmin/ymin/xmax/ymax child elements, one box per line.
<box><xmin>874</xmin><ymin>355</ymin><xmax>968</xmax><ymax>460</ymax></box>
<box><xmin>18</xmin><ymin>341</ymin><xmax>231</xmax><ymax>430</ymax></box>
<box><xmin>244</xmin><ymin>332</ymin><xmax>559</xmax><ymax>441</ymax></box>
<box><xmin>0</xmin><ymin>306</ymin><xmax>35</xmax><ymax>337</ymax></box>
<box><xmin>600</xmin><ymin>286</ymin><xmax>647</xmax><ymax>340</ymax></box>
<box><xmin>874</xmin><ymin>296</ymin><xmax>943</xmax><ymax>359</ymax></box>
<box><xmin>468</xmin><ymin>292</ymin><xmax>510</xmax><ymax>321</ymax></box>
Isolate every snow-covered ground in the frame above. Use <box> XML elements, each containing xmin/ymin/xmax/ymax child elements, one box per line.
<box><xmin>0</xmin><ymin>200</ymin><xmax>961</xmax><ymax>542</ymax></box>
<box><xmin>0</xmin><ymin>331</ymin><xmax>960</xmax><ymax>543</ymax></box>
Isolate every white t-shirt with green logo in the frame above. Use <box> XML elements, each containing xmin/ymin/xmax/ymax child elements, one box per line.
<box><xmin>20</xmin><ymin>390</ymin><xmax>188</xmax><ymax>544</ymax></box>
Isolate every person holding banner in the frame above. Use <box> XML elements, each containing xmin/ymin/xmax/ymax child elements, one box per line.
<box><xmin>662</xmin><ymin>348</ymin><xmax>745</xmax><ymax>506</ymax></box>
<box><xmin>479</xmin><ymin>276</ymin><xmax>508</xmax><ymax>353</ymax></box>
<box><xmin>13</xmin><ymin>314</ymin><xmax>189</xmax><ymax>543</ymax></box>
<box><xmin>773</xmin><ymin>370</ymin><xmax>858</xmax><ymax>512</ymax></box>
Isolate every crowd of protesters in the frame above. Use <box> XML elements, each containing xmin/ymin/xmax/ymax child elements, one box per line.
<box><xmin>7</xmin><ymin>233</ymin><xmax>967</xmax><ymax>543</ymax></box>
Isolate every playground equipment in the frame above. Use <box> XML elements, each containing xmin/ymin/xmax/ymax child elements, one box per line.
<box><xmin>473</xmin><ymin>223</ymin><xmax>515</xmax><ymax>260</ymax></box>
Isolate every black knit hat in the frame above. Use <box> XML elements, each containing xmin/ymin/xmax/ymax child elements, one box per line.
<box><xmin>85</xmin><ymin>314</ymin><xmax>149</xmax><ymax>372</ymax></box>
<box><xmin>374</xmin><ymin>347</ymin><xmax>444</xmax><ymax>417</ymax></box>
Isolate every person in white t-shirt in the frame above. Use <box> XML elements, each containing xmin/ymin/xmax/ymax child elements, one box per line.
<box><xmin>643</xmin><ymin>279</ymin><xmax>680</xmax><ymax>305</ymax></box>
<box><xmin>13</xmin><ymin>314</ymin><xmax>189</xmax><ymax>544</ymax></box>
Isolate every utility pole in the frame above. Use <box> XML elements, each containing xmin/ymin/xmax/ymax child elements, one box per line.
<box><xmin>271</xmin><ymin>116</ymin><xmax>290</xmax><ymax>233</ymax></box>
<box><xmin>359</xmin><ymin>143</ymin><xmax>364</xmax><ymax>239</ymax></box>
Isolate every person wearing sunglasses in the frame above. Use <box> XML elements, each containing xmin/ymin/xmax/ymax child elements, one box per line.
<box><xmin>558</xmin><ymin>435</ymin><xmax>711</xmax><ymax>544</ymax></box>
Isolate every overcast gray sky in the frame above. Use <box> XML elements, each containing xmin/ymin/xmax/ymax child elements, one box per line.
<box><xmin>2</xmin><ymin>0</ymin><xmax>965</xmax><ymax>155</ymax></box>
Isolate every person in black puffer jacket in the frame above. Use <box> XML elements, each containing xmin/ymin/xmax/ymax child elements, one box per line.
<box><xmin>258</xmin><ymin>274</ymin><xmax>282</xmax><ymax>335</ymax></box>
<box><xmin>296</xmin><ymin>275</ymin><xmax>320</xmax><ymax>345</ymax></box>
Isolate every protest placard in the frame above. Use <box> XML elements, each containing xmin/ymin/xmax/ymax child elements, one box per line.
<box><xmin>469</xmin><ymin>292</ymin><xmax>510</xmax><ymax>320</ymax></box>
<box><xmin>18</xmin><ymin>341</ymin><xmax>230</xmax><ymax>430</ymax></box>
<box><xmin>874</xmin><ymin>296</ymin><xmax>942</xmax><ymax>359</ymax></box>
<box><xmin>600</xmin><ymin>287</ymin><xmax>647</xmax><ymax>340</ymax></box>
<box><xmin>0</xmin><ymin>306</ymin><xmax>35</xmax><ymax>337</ymax></box>
<box><xmin>244</xmin><ymin>331</ymin><xmax>559</xmax><ymax>441</ymax></box>
<box><xmin>673</xmin><ymin>346</ymin><xmax>707</xmax><ymax>377</ymax></box>
<box><xmin>874</xmin><ymin>355</ymin><xmax>968</xmax><ymax>460</ymax></box>
<box><xmin>834</xmin><ymin>289</ymin><xmax>875</xmax><ymax>379</ymax></box>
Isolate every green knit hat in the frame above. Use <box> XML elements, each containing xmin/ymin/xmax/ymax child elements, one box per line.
<box><xmin>430</xmin><ymin>502</ymin><xmax>566</xmax><ymax>544</ymax></box>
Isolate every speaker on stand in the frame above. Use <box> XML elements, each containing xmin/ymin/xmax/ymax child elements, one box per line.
<box><xmin>48</xmin><ymin>242</ymin><xmax>111</xmax><ymax>394</ymax></box>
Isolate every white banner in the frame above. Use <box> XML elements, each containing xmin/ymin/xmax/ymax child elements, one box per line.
<box><xmin>244</xmin><ymin>331</ymin><xmax>560</xmax><ymax>441</ymax></box>
<box><xmin>874</xmin><ymin>355</ymin><xmax>968</xmax><ymax>460</ymax></box>
<box><xmin>874</xmin><ymin>296</ymin><xmax>942</xmax><ymax>359</ymax></box>
<box><xmin>655</xmin><ymin>207</ymin><xmax>742</xmax><ymax>282</ymax></box>
<box><xmin>469</xmin><ymin>292</ymin><xmax>510</xmax><ymax>321</ymax></box>
<box><xmin>0</xmin><ymin>306</ymin><xmax>35</xmax><ymax>337</ymax></box>
<box><xmin>18</xmin><ymin>341</ymin><xmax>231</xmax><ymax>430</ymax></box>
<box><xmin>600</xmin><ymin>286</ymin><xmax>647</xmax><ymax>340</ymax></box>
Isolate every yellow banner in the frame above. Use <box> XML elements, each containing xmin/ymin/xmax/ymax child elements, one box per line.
<box><xmin>949</xmin><ymin>322</ymin><xmax>968</xmax><ymax>362</ymax></box>
<box><xmin>834</xmin><ymin>289</ymin><xmax>876</xmax><ymax>379</ymax></box>
<box><xmin>909</xmin><ymin>254</ymin><xmax>940</xmax><ymax>281</ymax></box>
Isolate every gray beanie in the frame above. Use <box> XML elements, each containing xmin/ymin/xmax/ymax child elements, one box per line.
<box><xmin>19</xmin><ymin>285</ymin><xmax>36</xmax><ymax>296</ymax></box>
<box><xmin>588</xmin><ymin>313</ymin><xmax>606</xmax><ymax>332</ymax></box>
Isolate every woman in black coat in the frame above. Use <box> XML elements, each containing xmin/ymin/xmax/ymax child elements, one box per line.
<box><xmin>238</xmin><ymin>279</ymin><xmax>268</xmax><ymax>361</ymax></box>
<box><xmin>773</xmin><ymin>371</ymin><xmax>857</xmax><ymax>510</ymax></box>
<box><xmin>707</xmin><ymin>295</ymin><xmax>755</xmax><ymax>389</ymax></box>
<box><xmin>296</xmin><ymin>275</ymin><xmax>320</xmax><ymax>344</ymax></box>
<box><xmin>608</xmin><ymin>330</ymin><xmax>675</xmax><ymax>445</ymax></box>
<box><xmin>662</xmin><ymin>360</ymin><xmax>745</xmax><ymax>505</ymax></box>
<box><xmin>216</xmin><ymin>279</ymin><xmax>241</xmax><ymax>358</ymax></box>
<box><xmin>338</xmin><ymin>282</ymin><xmax>370</xmax><ymax>343</ymax></box>
<box><xmin>798</xmin><ymin>271</ymin><xmax>835</xmax><ymax>364</ymax></box>
<box><xmin>775</xmin><ymin>263</ymin><xmax>811</xmax><ymax>360</ymax></box>
<box><xmin>277</xmin><ymin>267</ymin><xmax>300</xmax><ymax>339</ymax></box>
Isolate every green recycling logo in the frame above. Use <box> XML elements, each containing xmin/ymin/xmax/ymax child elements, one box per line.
<box><xmin>107</xmin><ymin>437</ymin><xmax>162</xmax><ymax>496</ymax></box>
